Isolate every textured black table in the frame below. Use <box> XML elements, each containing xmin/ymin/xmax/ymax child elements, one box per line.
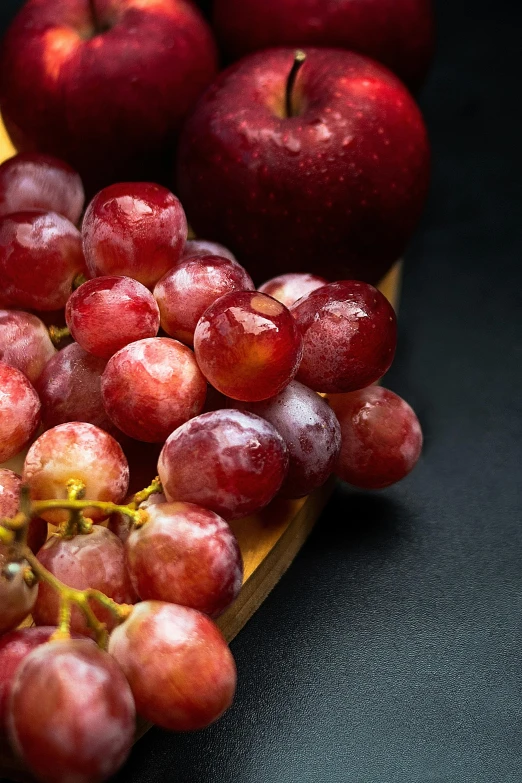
<box><xmin>2</xmin><ymin>0</ymin><xmax>522</xmax><ymax>781</ymax></box>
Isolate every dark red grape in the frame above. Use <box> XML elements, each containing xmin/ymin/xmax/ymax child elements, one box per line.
<box><xmin>0</xmin><ymin>309</ymin><xmax>56</xmax><ymax>384</ymax></box>
<box><xmin>182</xmin><ymin>239</ymin><xmax>236</xmax><ymax>262</ymax></box>
<box><xmin>154</xmin><ymin>255</ymin><xmax>253</xmax><ymax>346</ymax></box>
<box><xmin>101</xmin><ymin>337</ymin><xmax>207</xmax><ymax>442</ymax></box>
<box><xmin>258</xmin><ymin>272</ymin><xmax>327</xmax><ymax>308</ymax></box>
<box><xmin>66</xmin><ymin>275</ymin><xmax>160</xmax><ymax>358</ymax></box>
<box><xmin>291</xmin><ymin>281</ymin><xmax>397</xmax><ymax>392</ymax></box>
<box><xmin>0</xmin><ymin>362</ymin><xmax>41</xmax><ymax>462</ymax></box>
<box><xmin>126</xmin><ymin>502</ymin><xmax>243</xmax><ymax>617</ymax></box>
<box><xmin>7</xmin><ymin>639</ymin><xmax>135</xmax><ymax>783</ymax></box>
<box><xmin>108</xmin><ymin>601</ymin><xmax>236</xmax><ymax>731</ymax></box>
<box><xmin>194</xmin><ymin>290</ymin><xmax>303</xmax><ymax>401</ymax></box>
<box><xmin>0</xmin><ymin>152</ymin><xmax>84</xmax><ymax>223</ymax></box>
<box><xmin>158</xmin><ymin>409</ymin><xmax>288</xmax><ymax>520</ymax></box>
<box><xmin>329</xmin><ymin>385</ymin><xmax>423</xmax><ymax>489</ymax></box>
<box><xmin>82</xmin><ymin>182</ymin><xmax>187</xmax><ymax>288</ymax></box>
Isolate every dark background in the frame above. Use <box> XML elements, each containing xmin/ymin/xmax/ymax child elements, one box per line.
<box><xmin>1</xmin><ymin>1</ymin><xmax>522</xmax><ymax>781</ymax></box>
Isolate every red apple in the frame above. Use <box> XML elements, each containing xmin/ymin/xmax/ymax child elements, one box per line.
<box><xmin>177</xmin><ymin>48</ymin><xmax>430</xmax><ymax>286</ymax></box>
<box><xmin>0</xmin><ymin>0</ymin><xmax>218</xmax><ymax>195</ymax></box>
<box><xmin>213</xmin><ymin>0</ymin><xmax>434</xmax><ymax>93</ymax></box>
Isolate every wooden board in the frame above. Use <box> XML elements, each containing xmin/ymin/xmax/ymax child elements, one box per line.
<box><xmin>0</xmin><ymin>119</ymin><xmax>401</xmax><ymax>781</ymax></box>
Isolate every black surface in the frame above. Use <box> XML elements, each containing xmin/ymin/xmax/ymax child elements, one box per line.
<box><xmin>2</xmin><ymin>0</ymin><xmax>522</xmax><ymax>781</ymax></box>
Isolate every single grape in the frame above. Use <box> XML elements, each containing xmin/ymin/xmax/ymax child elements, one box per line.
<box><xmin>291</xmin><ymin>281</ymin><xmax>397</xmax><ymax>393</ymax></box>
<box><xmin>33</xmin><ymin>527</ymin><xmax>136</xmax><ymax>636</ymax></box>
<box><xmin>82</xmin><ymin>182</ymin><xmax>187</xmax><ymax>288</ymax></box>
<box><xmin>194</xmin><ymin>290</ymin><xmax>303</xmax><ymax>401</ymax></box>
<box><xmin>0</xmin><ymin>627</ymin><xmax>66</xmax><ymax>731</ymax></box>
<box><xmin>101</xmin><ymin>337</ymin><xmax>207</xmax><ymax>442</ymax></box>
<box><xmin>126</xmin><ymin>502</ymin><xmax>243</xmax><ymax>617</ymax></box>
<box><xmin>35</xmin><ymin>343</ymin><xmax>123</xmax><ymax>438</ymax></box>
<box><xmin>7</xmin><ymin>639</ymin><xmax>135</xmax><ymax>783</ymax></box>
<box><xmin>22</xmin><ymin>422</ymin><xmax>129</xmax><ymax>525</ymax></box>
<box><xmin>108</xmin><ymin>601</ymin><xmax>236</xmax><ymax>731</ymax></box>
<box><xmin>0</xmin><ymin>211</ymin><xmax>87</xmax><ymax>311</ymax></box>
<box><xmin>0</xmin><ymin>551</ymin><xmax>37</xmax><ymax>635</ymax></box>
<box><xmin>158</xmin><ymin>409</ymin><xmax>288</xmax><ymax>520</ymax></box>
<box><xmin>108</xmin><ymin>491</ymin><xmax>166</xmax><ymax>545</ymax></box>
<box><xmin>182</xmin><ymin>239</ymin><xmax>236</xmax><ymax>262</ymax></box>
<box><xmin>237</xmin><ymin>381</ymin><xmax>342</xmax><ymax>498</ymax></box>
<box><xmin>258</xmin><ymin>272</ymin><xmax>328</xmax><ymax>308</ymax></box>
<box><xmin>66</xmin><ymin>276</ymin><xmax>160</xmax><ymax>359</ymax></box>
<box><xmin>0</xmin><ymin>363</ymin><xmax>41</xmax><ymax>462</ymax></box>
<box><xmin>0</xmin><ymin>469</ymin><xmax>48</xmax><ymax>554</ymax></box>
<box><xmin>0</xmin><ymin>309</ymin><xmax>56</xmax><ymax>384</ymax></box>
<box><xmin>154</xmin><ymin>255</ymin><xmax>254</xmax><ymax>346</ymax></box>
<box><xmin>329</xmin><ymin>386</ymin><xmax>423</xmax><ymax>489</ymax></box>
<box><xmin>0</xmin><ymin>152</ymin><xmax>84</xmax><ymax>224</ymax></box>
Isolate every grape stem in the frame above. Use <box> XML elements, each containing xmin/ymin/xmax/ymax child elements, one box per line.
<box><xmin>48</xmin><ymin>325</ymin><xmax>71</xmax><ymax>347</ymax></box>
<box><xmin>128</xmin><ymin>476</ymin><xmax>163</xmax><ymax>517</ymax></box>
<box><xmin>285</xmin><ymin>50</ymin><xmax>307</xmax><ymax>118</ymax></box>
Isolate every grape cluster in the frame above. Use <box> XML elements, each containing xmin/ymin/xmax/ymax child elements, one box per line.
<box><xmin>0</xmin><ymin>153</ymin><xmax>423</xmax><ymax>783</ymax></box>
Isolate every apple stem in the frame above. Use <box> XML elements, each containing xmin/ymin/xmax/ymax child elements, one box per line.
<box><xmin>285</xmin><ymin>50</ymin><xmax>307</xmax><ymax>118</ymax></box>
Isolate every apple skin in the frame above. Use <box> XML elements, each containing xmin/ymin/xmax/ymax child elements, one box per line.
<box><xmin>176</xmin><ymin>48</ymin><xmax>430</xmax><ymax>286</ymax></box>
<box><xmin>213</xmin><ymin>0</ymin><xmax>434</xmax><ymax>93</ymax></box>
<box><xmin>0</xmin><ymin>0</ymin><xmax>218</xmax><ymax>195</ymax></box>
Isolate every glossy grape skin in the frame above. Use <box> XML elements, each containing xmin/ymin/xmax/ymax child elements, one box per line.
<box><xmin>0</xmin><ymin>211</ymin><xmax>87</xmax><ymax>311</ymax></box>
<box><xmin>82</xmin><ymin>183</ymin><xmax>187</xmax><ymax>288</ymax></box>
<box><xmin>36</xmin><ymin>343</ymin><xmax>122</xmax><ymax>438</ymax></box>
<box><xmin>0</xmin><ymin>309</ymin><xmax>56</xmax><ymax>384</ymax></box>
<box><xmin>237</xmin><ymin>381</ymin><xmax>342</xmax><ymax>498</ymax></box>
<box><xmin>291</xmin><ymin>281</ymin><xmax>397</xmax><ymax>393</ymax></box>
<box><xmin>194</xmin><ymin>290</ymin><xmax>303</xmax><ymax>402</ymax></box>
<box><xmin>258</xmin><ymin>272</ymin><xmax>328</xmax><ymax>308</ymax></box>
<box><xmin>109</xmin><ymin>601</ymin><xmax>236</xmax><ymax>731</ymax></box>
<box><xmin>101</xmin><ymin>337</ymin><xmax>207</xmax><ymax>443</ymax></box>
<box><xmin>0</xmin><ymin>153</ymin><xmax>84</xmax><ymax>224</ymax></box>
<box><xmin>7</xmin><ymin>639</ymin><xmax>135</xmax><ymax>783</ymax></box>
<box><xmin>22</xmin><ymin>422</ymin><xmax>129</xmax><ymax>525</ymax></box>
<box><xmin>0</xmin><ymin>552</ymin><xmax>37</xmax><ymax>635</ymax></box>
<box><xmin>158</xmin><ymin>409</ymin><xmax>289</xmax><ymax>520</ymax></box>
<box><xmin>66</xmin><ymin>276</ymin><xmax>160</xmax><ymax>359</ymax></box>
<box><xmin>0</xmin><ymin>469</ymin><xmax>48</xmax><ymax>554</ymax></box>
<box><xmin>0</xmin><ymin>627</ymin><xmax>66</xmax><ymax>731</ymax></box>
<box><xmin>33</xmin><ymin>527</ymin><xmax>136</xmax><ymax>636</ymax></box>
<box><xmin>182</xmin><ymin>239</ymin><xmax>237</xmax><ymax>262</ymax></box>
<box><xmin>0</xmin><ymin>363</ymin><xmax>41</xmax><ymax>462</ymax></box>
<box><xmin>126</xmin><ymin>502</ymin><xmax>243</xmax><ymax>617</ymax></box>
<box><xmin>154</xmin><ymin>255</ymin><xmax>254</xmax><ymax>346</ymax></box>
<box><xmin>329</xmin><ymin>386</ymin><xmax>423</xmax><ymax>489</ymax></box>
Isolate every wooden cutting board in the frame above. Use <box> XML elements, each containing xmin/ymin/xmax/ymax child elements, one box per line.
<box><xmin>0</xmin><ymin>118</ymin><xmax>401</xmax><ymax>781</ymax></box>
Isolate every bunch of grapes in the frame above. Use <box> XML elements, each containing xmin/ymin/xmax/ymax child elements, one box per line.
<box><xmin>0</xmin><ymin>153</ymin><xmax>423</xmax><ymax>783</ymax></box>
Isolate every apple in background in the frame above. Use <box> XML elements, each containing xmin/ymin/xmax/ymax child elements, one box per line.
<box><xmin>177</xmin><ymin>48</ymin><xmax>430</xmax><ymax>286</ymax></box>
<box><xmin>0</xmin><ymin>0</ymin><xmax>218</xmax><ymax>195</ymax></box>
<box><xmin>213</xmin><ymin>0</ymin><xmax>434</xmax><ymax>93</ymax></box>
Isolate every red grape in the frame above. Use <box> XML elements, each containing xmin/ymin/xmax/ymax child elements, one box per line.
<box><xmin>0</xmin><ymin>309</ymin><xmax>56</xmax><ymax>384</ymax></box>
<box><xmin>0</xmin><ymin>627</ymin><xmax>67</xmax><ymax>731</ymax></box>
<box><xmin>66</xmin><ymin>276</ymin><xmax>160</xmax><ymax>359</ymax></box>
<box><xmin>0</xmin><ymin>362</ymin><xmax>41</xmax><ymax>462</ymax></box>
<box><xmin>33</xmin><ymin>526</ymin><xmax>136</xmax><ymax>636</ymax></box>
<box><xmin>154</xmin><ymin>255</ymin><xmax>254</xmax><ymax>346</ymax></box>
<box><xmin>23</xmin><ymin>422</ymin><xmax>129</xmax><ymax>525</ymax></box>
<box><xmin>158</xmin><ymin>409</ymin><xmax>288</xmax><ymax>520</ymax></box>
<box><xmin>258</xmin><ymin>272</ymin><xmax>327</xmax><ymax>308</ymax></box>
<box><xmin>0</xmin><ymin>551</ymin><xmax>37</xmax><ymax>635</ymax></box>
<box><xmin>329</xmin><ymin>386</ymin><xmax>423</xmax><ymax>489</ymax></box>
<box><xmin>237</xmin><ymin>381</ymin><xmax>342</xmax><ymax>498</ymax></box>
<box><xmin>126</xmin><ymin>502</ymin><xmax>243</xmax><ymax>617</ymax></box>
<box><xmin>101</xmin><ymin>337</ymin><xmax>207</xmax><ymax>442</ymax></box>
<box><xmin>291</xmin><ymin>281</ymin><xmax>397</xmax><ymax>393</ymax></box>
<box><xmin>35</xmin><ymin>342</ymin><xmax>122</xmax><ymax>438</ymax></box>
<box><xmin>108</xmin><ymin>490</ymin><xmax>166</xmax><ymax>545</ymax></box>
<box><xmin>108</xmin><ymin>601</ymin><xmax>236</xmax><ymax>731</ymax></box>
<box><xmin>0</xmin><ymin>152</ymin><xmax>84</xmax><ymax>224</ymax></box>
<box><xmin>7</xmin><ymin>639</ymin><xmax>135</xmax><ymax>783</ymax></box>
<box><xmin>0</xmin><ymin>469</ymin><xmax>48</xmax><ymax>554</ymax></box>
<box><xmin>182</xmin><ymin>239</ymin><xmax>236</xmax><ymax>262</ymax></box>
<box><xmin>82</xmin><ymin>182</ymin><xmax>187</xmax><ymax>288</ymax></box>
<box><xmin>0</xmin><ymin>211</ymin><xmax>87</xmax><ymax>311</ymax></box>
<box><xmin>194</xmin><ymin>290</ymin><xmax>303</xmax><ymax>401</ymax></box>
